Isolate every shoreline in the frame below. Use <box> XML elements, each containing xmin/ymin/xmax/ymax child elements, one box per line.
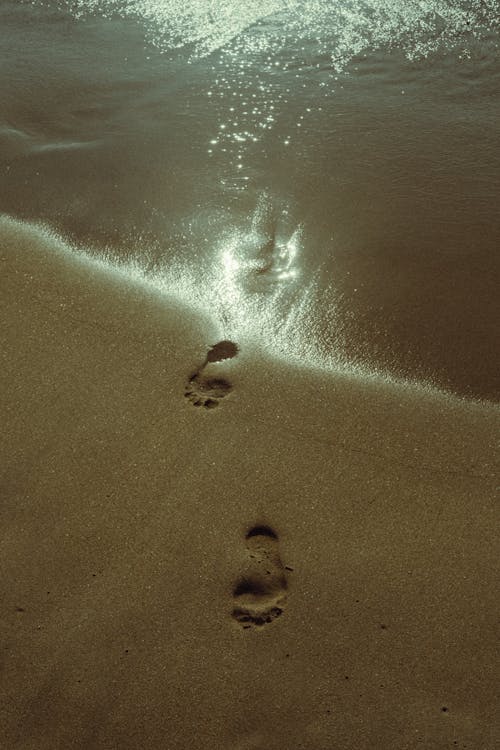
<box><xmin>1</xmin><ymin>216</ymin><xmax>498</xmax><ymax>749</ymax></box>
<box><xmin>1</xmin><ymin>213</ymin><xmax>497</xmax><ymax>409</ymax></box>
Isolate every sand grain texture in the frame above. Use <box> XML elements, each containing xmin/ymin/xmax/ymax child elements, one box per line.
<box><xmin>0</xmin><ymin>217</ymin><xmax>499</xmax><ymax>749</ymax></box>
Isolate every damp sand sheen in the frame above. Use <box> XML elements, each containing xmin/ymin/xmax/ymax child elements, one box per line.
<box><xmin>0</xmin><ymin>216</ymin><xmax>498</xmax><ymax>749</ymax></box>
<box><xmin>1</xmin><ymin>1</ymin><xmax>499</xmax><ymax>747</ymax></box>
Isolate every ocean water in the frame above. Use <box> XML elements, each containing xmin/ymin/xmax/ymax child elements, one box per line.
<box><xmin>1</xmin><ymin>0</ymin><xmax>499</xmax><ymax>400</ymax></box>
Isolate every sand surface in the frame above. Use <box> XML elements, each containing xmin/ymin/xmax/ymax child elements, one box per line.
<box><xmin>0</xmin><ymin>216</ymin><xmax>498</xmax><ymax>749</ymax></box>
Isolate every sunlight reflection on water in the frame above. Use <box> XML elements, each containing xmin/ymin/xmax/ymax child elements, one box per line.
<box><xmin>3</xmin><ymin>208</ymin><xmax>483</xmax><ymax>401</ymax></box>
<box><xmin>35</xmin><ymin>0</ymin><xmax>500</xmax><ymax>188</ymax></box>
<box><xmin>13</xmin><ymin>1</ymin><xmax>499</xmax><ymax>400</ymax></box>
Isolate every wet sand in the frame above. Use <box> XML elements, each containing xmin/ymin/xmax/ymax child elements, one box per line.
<box><xmin>1</xmin><ymin>215</ymin><xmax>498</xmax><ymax>749</ymax></box>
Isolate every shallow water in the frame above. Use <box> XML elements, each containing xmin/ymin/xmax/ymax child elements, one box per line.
<box><xmin>1</xmin><ymin>0</ymin><xmax>499</xmax><ymax>399</ymax></box>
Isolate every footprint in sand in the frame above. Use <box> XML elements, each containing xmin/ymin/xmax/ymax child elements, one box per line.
<box><xmin>184</xmin><ymin>340</ymin><xmax>238</xmax><ymax>409</ymax></box>
<box><xmin>232</xmin><ymin>526</ymin><xmax>288</xmax><ymax>629</ymax></box>
<box><xmin>184</xmin><ymin>373</ymin><xmax>233</xmax><ymax>409</ymax></box>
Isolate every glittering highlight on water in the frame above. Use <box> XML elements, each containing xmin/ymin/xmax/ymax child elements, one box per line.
<box><xmin>30</xmin><ymin>1</ymin><xmax>500</xmax><ymax>187</ymax></box>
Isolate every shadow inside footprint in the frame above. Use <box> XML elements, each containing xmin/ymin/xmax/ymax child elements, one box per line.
<box><xmin>232</xmin><ymin>526</ymin><xmax>288</xmax><ymax>629</ymax></box>
<box><xmin>184</xmin><ymin>340</ymin><xmax>237</xmax><ymax>410</ymax></box>
<box><xmin>205</xmin><ymin>340</ymin><xmax>239</xmax><ymax>364</ymax></box>
<box><xmin>184</xmin><ymin>374</ymin><xmax>232</xmax><ymax>409</ymax></box>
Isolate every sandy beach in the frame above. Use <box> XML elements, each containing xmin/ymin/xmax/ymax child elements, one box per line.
<box><xmin>1</xmin><ymin>216</ymin><xmax>498</xmax><ymax>749</ymax></box>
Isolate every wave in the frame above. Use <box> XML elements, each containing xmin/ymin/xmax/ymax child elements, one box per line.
<box><xmin>2</xmin><ymin>210</ymin><xmax>486</xmax><ymax>406</ymax></box>
<box><xmin>31</xmin><ymin>1</ymin><xmax>498</xmax><ymax>177</ymax></box>
<box><xmin>34</xmin><ymin>1</ymin><xmax>499</xmax><ymax>63</ymax></box>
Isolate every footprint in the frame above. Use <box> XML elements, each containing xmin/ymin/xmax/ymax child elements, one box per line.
<box><xmin>231</xmin><ymin>526</ymin><xmax>288</xmax><ymax>629</ymax></box>
<box><xmin>184</xmin><ymin>373</ymin><xmax>232</xmax><ymax>409</ymax></box>
<box><xmin>184</xmin><ymin>340</ymin><xmax>237</xmax><ymax>409</ymax></box>
<box><xmin>205</xmin><ymin>340</ymin><xmax>239</xmax><ymax>364</ymax></box>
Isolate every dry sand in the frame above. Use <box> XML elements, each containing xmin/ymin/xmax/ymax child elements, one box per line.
<box><xmin>0</xmin><ymin>215</ymin><xmax>498</xmax><ymax>749</ymax></box>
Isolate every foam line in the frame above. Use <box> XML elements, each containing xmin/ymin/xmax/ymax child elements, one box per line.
<box><xmin>2</xmin><ymin>212</ymin><xmax>494</xmax><ymax>408</ymax></box>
